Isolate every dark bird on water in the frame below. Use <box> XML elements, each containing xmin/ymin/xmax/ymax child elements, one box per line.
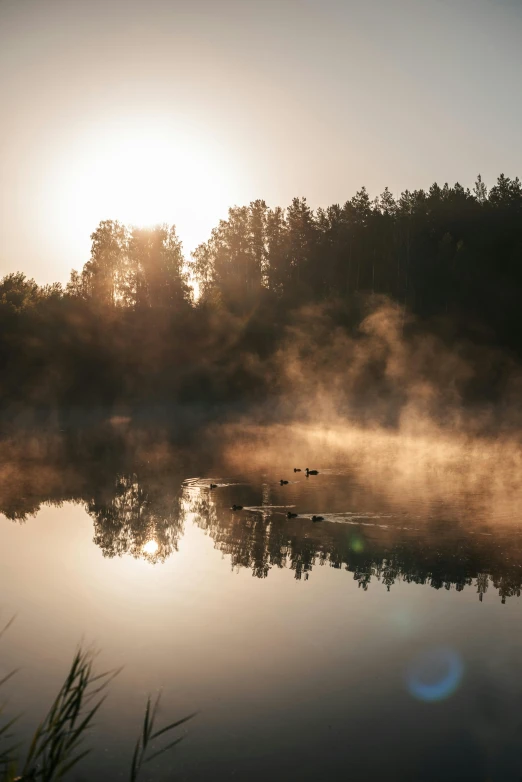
<box><xmin>280</xmin><ymin>479</ymin><xmax>289</xmax><ymax>485</ymax></box>
<box><xmin>312</xmin><ymin>515</ymin><xmax>324</xmax><ymax>522</ymax></box>
<box><xmin>306</xmin><ymin>468</ymin><xmax>319</xmax><ymax>476</ymax></box>
<box><xmin>210</xmin><ymin>483</ymin><xmax>218</xmax><ymax>489</ymax></box>
<box><xmin>287</xmin><ymin>511</ymin><xmax>298</xmax><ymax>518</ymax></box>
<box><xmin>231</xmin><ymin>504</ymin><xmax>243</xmax><ymax>511</ymax></box>
<box><xmin>294</xmin><ymin>468</ymin><xmax>301</xmax><ymax>472</ymax></box>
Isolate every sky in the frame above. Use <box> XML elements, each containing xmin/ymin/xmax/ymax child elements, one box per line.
<box><xmin>1</xmin><ymin>0</ymin><xmax>522</xmax><ymax>284</ymax></box>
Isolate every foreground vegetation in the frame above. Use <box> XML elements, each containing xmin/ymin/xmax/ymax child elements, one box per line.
<box><xmin>0</xmin><ymin>622</ymin><xmax>195</xmax><ymax>781</ymax></box>
<box><xmin>1</xmin><ymin>173</ymin><xmax>522</xmax><ymax>412</ymax></box>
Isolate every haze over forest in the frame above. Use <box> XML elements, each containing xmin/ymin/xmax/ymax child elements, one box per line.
<box><xmin>1</xmin><ymin>174</ymin><xmax>522</xmax><ymax>417</ymax></box>
<box><xmin>5</xmin><ymin>4</ymin><xmax>522</xmax><ymax>782</ymax></box>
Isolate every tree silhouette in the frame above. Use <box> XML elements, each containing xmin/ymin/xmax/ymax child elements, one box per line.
<box><xmin>1</xmin><ymin>173</ymin><xmax>522</xmax><ymax>409</ymax></box>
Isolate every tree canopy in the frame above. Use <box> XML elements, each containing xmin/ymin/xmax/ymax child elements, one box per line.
<box><xmin>1</xmin><ymin>173</ymin><xmax>522</xmax><ymax>410</ymax></box>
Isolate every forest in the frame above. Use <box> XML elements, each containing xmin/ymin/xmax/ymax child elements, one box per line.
<box><xmin>1</xmin><ymin>173</ymin><xmax>522</xmax><ymax>414</ymax></box>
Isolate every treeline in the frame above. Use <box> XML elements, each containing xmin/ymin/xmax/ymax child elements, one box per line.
<box><xmin>1</xmin><ymin>173</ymin><xmax>522</xmax><ymax>410</ymax></box>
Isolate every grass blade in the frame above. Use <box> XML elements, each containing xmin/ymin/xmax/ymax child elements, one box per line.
<box><xmin>1</xmin><ymin>638</ymin><xmax>196</xmax><ymax>781</ymax></box>
<box><xmin>58</xmin><ymin>747</ymin><xmax>92</xmax><ymax>777</ymax></box>
<box><xmin>0</xmin><ymin>671</ymin><xmax>18</xmax><ymax>689</ymax></box>
<box><xmin>130</xmin><ymin>737</ymin><xmax>142</xmax><ymax>782</ymax></box>
<box><xmin>150</xmin><ymin>712</ymin><xmax>197</xmax><ymax>740</ymax></box>
<box><xmin>0</xmin><ymin>618</ymin><xmax>16</xmax><ymax>642</ymax></box>
<box><xmin>142</xmin><ymin>697</ymin><xmax>151</xmax><ymax>746</ymax></box>
<box><xmin>144</xmin><ymin>735</ymin><xmax>184</xmax><ymax>764</ymax></box>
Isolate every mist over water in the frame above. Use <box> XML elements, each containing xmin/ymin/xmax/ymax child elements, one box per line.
<box><xmin>206</xmin><ymin>299</ymin><xmax>522</xmax><ymax>531</ymax></box>
<box><xmin>3</xmin><ymin>303</ymin><xmax>522</xmax><ymax>779</ymax></box>
<box><xmin>2</xmin><ymin>0</ymin><xmax>522</xmax><ymax>772</ymax></box>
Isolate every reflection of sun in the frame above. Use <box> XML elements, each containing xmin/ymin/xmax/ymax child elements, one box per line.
<box><xmin>143</xmin><ymin>540</ymin><xmax>159</xmax><ymax>556</ymax></box>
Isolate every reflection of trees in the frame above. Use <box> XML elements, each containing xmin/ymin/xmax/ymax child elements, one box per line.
<box><xmin>185</xmin><ymin>486</ymin><xmax>522</xmax><ymax>601</ymax></box>
<box><xmin>3</xmin><ymin>426</ymin><xmax>522</xmax><ymax>598</ymax></box>
<box><xmin>89</xmin><ymin>473</ymin><xmax>184</xmax><ymax>563</ymax></box>
<box><xmin>189</xmin><ymin>491</ymin><xmax>279</xmax><ymax>578</ymax></box>
<box><xmin>188</xmin><ymin>484</ymin><xmax>328</xmax><ymax>580</ymax></box>
<box><xmin>0</xmin><ymin>426</ymin><xmax>189</xmax><ymax>564</ymax></box>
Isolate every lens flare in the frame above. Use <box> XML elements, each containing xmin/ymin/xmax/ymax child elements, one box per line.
<box><xmin>350</xmin><ymin>535</ymin><xmax>365</xmax><ymax>553</ymax></box>
<box><xmin>406</xmin><ymin>646</ymin><xmax>464</xmax><ymax>702</ymax></box>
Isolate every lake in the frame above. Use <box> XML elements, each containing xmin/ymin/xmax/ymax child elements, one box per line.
<box><xmin>2</xmin><ymin>418</ymin><xmax>522</xmax><ymax>781</ymax></box>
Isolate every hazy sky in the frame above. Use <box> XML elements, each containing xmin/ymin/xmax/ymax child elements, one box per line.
<box><xmin>1</xmin><ymin>0</ymin><xmax>521</xmax><ymax>284</ymax></box>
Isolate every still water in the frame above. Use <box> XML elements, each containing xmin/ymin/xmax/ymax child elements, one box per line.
<box><xmin>2</xmin><ymin>421</ymin><xmax>522</xmax><ymax>781</ymax></box>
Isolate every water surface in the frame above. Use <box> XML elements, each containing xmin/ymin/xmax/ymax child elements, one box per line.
<box><xmin>2</xmin><ymin>422</ymin><xmax>522</xmax><ymax>781</ymax></box>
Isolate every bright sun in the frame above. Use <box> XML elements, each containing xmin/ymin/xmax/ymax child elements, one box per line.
<box><xmin>143</xmin><ymin>540</ymin><xmax>159</xmax><ymax>556</ymax></box>
<box><xmin>45</xmin><ymin>116</ymin><xmax>245</xmax><ymax>266</ymax></box>
<box><xmin>89</xmin><ymin>127</ymin><xmax>225</xmax><ymax>227</ymax></box>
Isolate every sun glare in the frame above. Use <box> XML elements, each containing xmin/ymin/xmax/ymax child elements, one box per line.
<box><xmin>88</xmin><ymin>129</ymin><xmax>220</xmax><ymax>228</ymax></box>
<box><xmin>44</xmin><ymin>117</ymin><xmax>244</xmax><ymax>266</ymax></box>
<box><xmin>143</xmin><ymin>539</ymin><xmax>159</xmax><ymax>556</ymax></box>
